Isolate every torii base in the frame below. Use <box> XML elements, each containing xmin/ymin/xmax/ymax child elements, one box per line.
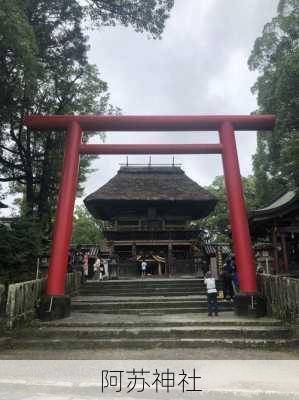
<box><xmin>37</xmin><ymin>295</ymin><xmax>71</xmax><ymax>321</ymax></box>
<box><xmin>234</xmin><ymin>293</ymin><xmax>267</xmax><ymax>318</ymax></box>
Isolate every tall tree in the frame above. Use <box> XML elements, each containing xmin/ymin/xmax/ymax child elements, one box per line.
<box><xmin>72</xmin><ymin>205</ymin><xmax>103</xmax><ymax>244</ymax></box>
<box><xmin>0</xmin><ymin>0</ymin><xmax>174</xmax><ymax>279</ymax></box>
<box><xmin>248</xmin><ymin>0</ymin><xmax>299</xmax><ymax>205</ymax></box>
<box><xmin>197</xmin><ymin>175</ymin><xmax>259</xmax><ymax>242</ymax></box>
<box><xmin>0</xmin><ymin>0</ymin><xmax>174</xmax><ymax>220</ymax></box>
<box><xmin>0</xmin><ymin>0</ymin><xmax>173</xmax><ymax>218</ymax></box>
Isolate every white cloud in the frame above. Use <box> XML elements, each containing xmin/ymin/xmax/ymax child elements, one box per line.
<box><xmin>81</xmin><ymin>0</ymin><xmax>278</xmax><ymax>202</ymax></box>
<box><xmin>1</xmin><ymin>1</ymin><xmax>280</xmax><ymax>214</ymax></box>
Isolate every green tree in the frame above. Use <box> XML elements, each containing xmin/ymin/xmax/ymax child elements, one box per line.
<box><xmin>0</xmin><ymin>0</ymin><xmax>112</xmax><ymax>221</ymax></box>
<box><xmin>0</xmin><ymin>0</ymin><xmax>174</xmax><ymax>220</ymax></box>
<box><xmin>248</xmin><ymin>0</ymin><xmax>299</xmax><ymax>205</ymax></box>
<box><xmin>0</xmin><ymin>217</ymin><xmax>47</xmax><ymax>284</ymax></box>
<box><xmin>0</xmin><ymin>0</ymin><xmax>174</xmax><ymax>278</ymax></box>
<box><xmin>197</xmin><ymin>175</ymin><xmax>258</xmax><ymax>241</ymax></box>
<box><xmin>72</xmin><ymin>206</ymin><xmax>103</xmax><ymax>244</ymax></box>
<box><xmin>86</xmin><ymin>0</ymin><xmax>174</xmax><ymax>39</ymax></box>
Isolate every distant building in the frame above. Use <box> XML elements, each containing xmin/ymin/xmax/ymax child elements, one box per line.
<box><xmin>0</xmin><ymin>201</ymin><xmax>8</xmax><ymax>209</ymax></box>
<box><xmin>249</xmin><ymin>190</ymin><xmax>299</xmax><ymax>275</ymax></box>
<box><xmin>84</xmin><ymin>166</ymin><xmax>217</xmax><ymax>277</ymax></box>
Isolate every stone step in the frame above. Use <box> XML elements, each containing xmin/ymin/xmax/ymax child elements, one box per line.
<box><xmin>70</xmin><ymin>306</ymin><xmax>234</xmax><ymax>314</ymax></box>
<box><xmin>9</xmin><ymin>337</ymin><xmax>298</xmax><ymax>350</ymax></box>
<box><xmin>84</xmin><ymin>278</ymin><xmax>206</xmax><ymax>284</ymax></box>
<box><xmin>28</xmin><ymin>325</ymin><xmax>291</xmax><ymax>340</ymax></box>
<box><xmin>81</xmin><ymin>289</ymin><xmax>210</xmax><ymax>293</ymax></box>
<box><xmin>80</xmin><ymin>287</ymin><xmax>209</xmax><ymax>292</ymax></box>
<box><xmin>80</xmin><ymin>281</ymin><xmax>213</xmax><ymax>290</ymax></box>
<box><xmin>81</xmin><ymin>282</ymin><xmax>209</xmax><ymax>287</ymax></box>
<box><xmin>71</xmin><ymin>300</ymin><xmax>233</xmax><ymax>310</ymax></box>
<box><xmin>80</xmin><ymin>285</ymin><xmax>208</xmax><ymax>290</ymax></box>
<box><xmin>72</xmin><ymin>298</ymin><xmax>230</xmax><ymax>307</ymax></box>
<box><xmin>81</xmin><ymin>285</ymin><xmax>210</xmax><ymax>290</ymax></box>
<box><xmin>72</xmin><ymin>295</ymin><xmax>208</xmax><ymax>302</ymax></box>
<box><xmin>35</xmin><ymin>315</ymin><xmax>284</xmax><ymax>328</ymax></box>
<box><xmin>78</xmin><ymin>290</ymin><xmax>208</xmax><ymax>297</ymax></box>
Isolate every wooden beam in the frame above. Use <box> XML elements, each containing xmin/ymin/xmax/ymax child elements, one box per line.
<box><xmin>111</xmin><ymin>240</ymin><xmax>192</xmax><ymax>246</ymax></box>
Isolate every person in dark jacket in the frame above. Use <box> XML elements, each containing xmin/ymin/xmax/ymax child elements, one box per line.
<box><xmin>222</xmin><ymin>257</ymin><xmax>234</xmax><ymax>300</ymax></box>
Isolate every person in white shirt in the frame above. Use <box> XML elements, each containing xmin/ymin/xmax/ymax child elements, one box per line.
<box><xmin>141</xmin><ymin>260</ymin><xmax>147</xmax><ymax>278</ymax></box>
<box><xmin>204</xmin><ymin>271</ymin><xmax>218</xmax><ymax>316</ymax></box>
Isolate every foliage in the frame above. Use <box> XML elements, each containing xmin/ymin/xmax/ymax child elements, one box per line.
<box><xmin>86</xmin><ymin>0</ymin><xmax>174</xmax><ymax>39</ymax></box>
<box><xmin>0</xmin><ymin>0</ymin><xmax>174</xmax><ymax>217</ymax></box>
<box><xmin>0</xmin><ymin>1</ymin><xmax>112</xmax><ymax>221</ymax></box>
<box><xmin>72</xmin><ymin>205</ymin><xmax>103</xmax><ymax>244</ymax></box>
<box><xmin>197</xmin><ymin>175</ymin><xmax>259</xmax><ymax>242</ymax></box>
<box><xmin>0</xmin><ymin>218</ymin><xmax>47</xmax><ymax>284</ymax></box>
<box><xmin>248</xmin><ymin>0</ymin><xmax>299</xmax><ymax>205</ymax></box>
<box><xmin>0</xmin><ymin>0</ymin><xmax>173</xmax><ymax>280</ymax></box>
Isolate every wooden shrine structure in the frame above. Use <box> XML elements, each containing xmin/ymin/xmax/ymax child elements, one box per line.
<box><xmin>249</xmin><ymin>189</ymin><xmax>299</xmax><ymax>275</ymax></box>
<box><xmin>84</xmin><ymin>165</ymin><xmax>217</xmax><ymax>276</ymax></box>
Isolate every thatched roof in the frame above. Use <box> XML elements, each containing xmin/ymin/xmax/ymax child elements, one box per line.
<box><xmin>84</xmin><ymin>166</ymin><xmax>217</xmax><ymax>219</ymax></box>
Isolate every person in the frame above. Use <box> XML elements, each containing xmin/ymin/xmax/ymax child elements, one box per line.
<box><xmin>204</xmin><ymin>271</ymin><xmax>218</xmax><ymax>317</ymax></box>
<box><xmin>222</xmin><ymin>257</ymin><xmax>234</xmax><ymax>300</ymax></box>
<box><xmin>93</xmin><ymin>257</ymin><xmax>101</xmax><ymax>280</ymax></box>
<box><xmin>141</xmin><ymin>260</ymin><xmax>147</xmax><ymax>277</ymax></box>
<box><xmin>230</xmin><ymin>257</ymin><xmax>239</xmax><ymax>295</ymax></box>
<box><xmin>99</xmin><ymin>258</ymin><xmax>105</xmax><ymax>281</ymax></box>
<box><xmin>82</xmin><ymin>252</ymin><xmax>89</xmax><ymax>282</ymax></box>
<box><xmin>75</xmin><ymin>249</ymin><xmax>84</xmax><ymax>272</ymax></box>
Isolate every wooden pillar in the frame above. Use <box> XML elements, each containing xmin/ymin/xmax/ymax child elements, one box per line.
<box><xmin>272</xmin><ymin>228</ymin><xmax>279</xmax><ymax>272</ymax></box>
<box><xmin>132</xmin><ymin>243</ymin><xmax>136</xmax><ymax>257</ymax></box>
<box><xmin>168</xmin><ymin>242</ymin><xmax>173</xmax><ymax>276</ymax></box>
<box><xmin>280</xmin><ymin>233</ymin><xmax>289</xmax><ymax>272</ymax></box>
<box><xmin>158</xmin><ymin>263</ymin><xmax>162</xmax><ymax>276</ymax></box>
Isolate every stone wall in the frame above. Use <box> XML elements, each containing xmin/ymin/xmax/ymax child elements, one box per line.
<box><xmin>257</xmin><ymin>273</ymin><xmax>299</xmax><ymax>325</ymax></box>
<box><xmin>5</xmin><ymin>271</ymin><xmax>81</xmax><ymax>329</ymax></box>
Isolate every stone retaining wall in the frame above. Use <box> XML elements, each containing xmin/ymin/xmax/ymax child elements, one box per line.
<box><xmin>257</xmin><ymin>273</ymin><xmax>299</xmax><ymax>325</ymax></box>
<box><xmin>5</xmin><ymin>272</ymin><xmax>81</xmax><ymax>329</ymax></box>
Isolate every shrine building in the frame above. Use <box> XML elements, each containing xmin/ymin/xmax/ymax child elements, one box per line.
<box><xmin>249</xmin><ymin>189</ymin><xmax>299</xmax><ymax>276</ymax></box>
<box><xmin>84</xmin><ymin>165</ymin><xmax>217</xmax><ymax>277</ymax></box>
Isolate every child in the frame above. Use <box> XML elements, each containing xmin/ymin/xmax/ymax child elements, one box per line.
<box><xmin>204</xmin><ymin>271</ymin><xmax>218</xmax><ymax>317</ymax></box>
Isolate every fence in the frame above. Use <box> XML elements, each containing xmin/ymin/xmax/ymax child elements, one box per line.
<box><xmin>5</xmin><ymin>271</ymin><xmax>81</xmax><ymax>329</ymax></box>
<box><xmin>257</xmin><ymin>273</ymin><xmax>299</xmax><ymax>324</ymax></box>
<box><xmin>0</xmin><ymin>284</ymin><xmax>5</xmax><ymax>315</ymax></box>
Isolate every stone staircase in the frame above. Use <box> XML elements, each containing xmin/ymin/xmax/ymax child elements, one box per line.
<box><xmin>10</xmin><ymin>279</ymin><xmax>297</xmax><ymax>350</ymax></box>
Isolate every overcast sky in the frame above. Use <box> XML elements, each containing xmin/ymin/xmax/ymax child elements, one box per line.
<box><xmin>80</xmin><ymin>0</ymin><xmax>278</xmax><ymax>205</ymax></box>
<box><xmin>1</xmin><ymin>1</ymin><xmax>279</xmax><ymax>215</ymax></box>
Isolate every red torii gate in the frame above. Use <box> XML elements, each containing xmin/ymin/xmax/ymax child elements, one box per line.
<box><xmin>25</xmin><ymin>114</ymin><xmax>275</xmax><ymax>317</ymax></box>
